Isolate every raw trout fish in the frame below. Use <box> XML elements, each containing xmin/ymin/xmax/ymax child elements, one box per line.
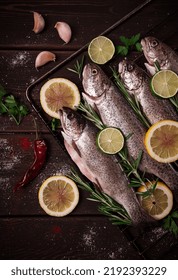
<box><xmin>118</xmin><ymin>59</ymin><xmax>178</xmax><ymax>124</ymax></box>
<box><xmin>141</xmin><ymin>36</ymin><xmax>178</xmax><ymax>75</ymax></box>
<box><xmin>60</xmin><ymin>107</ymin><xmax>152</xmax><ymax>225</ymax></box>
<box><xmin>82</xmin><ymin>63</ymin><xmax>178</xmax><ymax>198</ymax></box>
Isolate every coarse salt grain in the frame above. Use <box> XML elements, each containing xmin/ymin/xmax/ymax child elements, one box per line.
<box><xmin>10</xmin><ymin>51</ymin><xmax>31</xmax><ymax>67</ymax></box>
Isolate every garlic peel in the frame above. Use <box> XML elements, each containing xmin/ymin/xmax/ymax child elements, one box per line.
<box><xmin>35</xmin><ymin>51</ymin><xmax>56</xmax><ymax>69</ymax></box>
<box><xmin>54</xmin><ymin>22</ymin><xmax>72</xmax><ymax>44</ymax></box>
<box><xmin>33</xmin><ymin>11</ymin><xmax>45</xmax><ymax>34</ymax></box>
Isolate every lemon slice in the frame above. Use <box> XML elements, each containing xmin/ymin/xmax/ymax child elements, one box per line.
<box><xmin>88</xmin><ymin>36</ymin><xmax>115</xmax><ymax>64</ymax></box>
<box><xmin>97</xmin><ymin>127</ymin><xmax>124</xmax><ymax>154</ymax></box>
<box><xmin>138</xmin><ymin>181</ymin><xmax>173</xmax><ymax>220</ymax></box>
<box><xmin>151</xmin><ymin>69</ymin><xmax>178</xmax><ymax>98</ymax></box>
<box><xmin>144</xmin><ymin>120</ymin><xmax>178</xmax><ymax>163</ymax></box>
<box><xmin>38</xmin><ymin>175</ymin><xmax>79</xmax><ymax>217</ymax></box>
<box><xmin>40</xmin><ymin>78</ymin><xmax>81</xmax><ymax>119</ymax></box>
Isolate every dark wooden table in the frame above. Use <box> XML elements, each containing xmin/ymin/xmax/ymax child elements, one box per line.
<box><xmin>0</xmin><ymin>0</ymin><xmax>178</xmax><ymax>260</ymax></box>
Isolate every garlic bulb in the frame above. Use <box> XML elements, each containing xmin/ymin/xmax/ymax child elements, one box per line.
<box><xmin>54</xmin><ymin>22</ymin><xmax>72</xmax><ymax>44</ymax></box>
<box><xmin>35</xmin><ymin>51</ymin><xmax>56</xmax><ymax>69</ymax></box>
<box><xmin>33</xmin><ymin>12</ymin><xmax>45</xmax><ymax>34</ymax></box>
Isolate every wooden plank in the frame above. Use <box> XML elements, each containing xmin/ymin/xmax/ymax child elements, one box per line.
<box><xmin>0</xmin><ymin>133</ymin><xmax>99</xmax><ymax>216</ymax></box>
<box><xmin>0</xmin><ymin>216</ymin><xmax>142</xmax><ymax>260</ymax></box>
<box><xmin>0</xmin><ymin>0</ymin><xmax>146</xmax><ymax>49</ymax></box>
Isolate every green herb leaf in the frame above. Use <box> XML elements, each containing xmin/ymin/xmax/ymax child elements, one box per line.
<box><xmin>68</xmin><ymin>169</ymin><xmax>132</xmax><ymax>226</ymax></box>
<box><xmin>116</xmin><ymin>45</ymin><xmax>128</xmax><ymax>56</ymax></box>
<box><xmin>0</xmin><ymin>84</ymin><xmax>7</xmax><ymax>98</ymax></box>
<box><xmin>111</xmin><ymin>67</ymin><xmax>151</xmax><ymax>128</ymax></box>
<box><xmin>67</xmin><ymin>55</ymin><xmax>85</xmax><ymax>79</ymax></box>
<box><xmin>116</xmin><ymin>33</ymin><xmax>142</xmax><ymax>57</ymax></box>
<box><xmin>130</xmin><ymin>33</ymin><xmax>140</xmax><ymax>45</ymax></box>
<box><xmin>119</xmin><ymin>36</ymin><xmax>129</xmax><ymax>47</ymax></box>
<box><xmin>0</xmin><ymin>84</ymin><xmax>28</xmax><ymax>125</ymax></box>
<box><xmin>162</xmin><ymin>211</ymin><xmax>178</xmax><ymax>236</ymax></box>
<box><xmin>51</xmin><ymin>118</ymin><xmax>61</xmax><ymax>131</ymax></box>
<box><xmin>171</xmin><ymin>211</ymin><xmax>178</xmax><ymax>219</ymax></box>
<box><xmin>134</xmin><ymin>150</ymin><xmax>143</xmax><ymax>170</ymax></box>
<box><xmin>135</xmin><ymin>42</ymin><xmax>142</xmax><ymax>52</ymax></box>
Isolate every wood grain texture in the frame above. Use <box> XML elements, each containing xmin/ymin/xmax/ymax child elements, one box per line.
<box><xmin>0</xmin><ymin>0</ymin><xmax>178</xmax><ymax>260</ymax></box>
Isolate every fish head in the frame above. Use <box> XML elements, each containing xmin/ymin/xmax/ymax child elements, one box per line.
<box><xmin>141</xmin><ymin>36</ymin><xmax>168</xmax><ymax>67</ymax></box>
<box><xmin>82</xmin><ymin>63</ymin><xmax>110</xmax><ymax>99</ymax></box>
<box><xmin>59</xmin><ymin>107</ymin><xmax>85</xmax><ymax>140</ymax></box>
<box><xmin>118</xmin><ymin>59</ymin><xmax>143</xmax><ymax>92</ymax></box>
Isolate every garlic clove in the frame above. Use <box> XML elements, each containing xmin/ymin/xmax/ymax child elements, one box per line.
<box><xmin>33</xmin><ymin>11</ymin><xmax>45</xmax><ymax>34</ymax></box>
<box><xmin>54</xmin><ymin>22</ymin><xmax>72</xmax><ymax>44</ymax></box>
<box><xmin>35</xmin><ymin>51</ymin><xmax>56</xmax><ymax>69</ymax></box>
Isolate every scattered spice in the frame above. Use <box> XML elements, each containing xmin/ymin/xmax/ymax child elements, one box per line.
<box><xmin>19</xmin><ymin>137</ymin><xmax>32</xmax><ymax>150</ymax></box>
<box><xmin>52</xmin><ymin>226</ymin><xmax>62</xmax><ymax>234</ymax></box>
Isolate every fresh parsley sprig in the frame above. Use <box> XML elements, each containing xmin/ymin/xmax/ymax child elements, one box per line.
<box><xmin>162</xmin><ymin>210</ymin><xmax>178</xmax><ymax>236</ymax></box>
<box><xmin>0</xmin><ymin>85</ymin><xmax>28</xmax><ymax>125</ymax></box>
<box><xmin>116</xmin><ymin>33</ymin><xmax>142</xmax><ymax>56</ymax></box>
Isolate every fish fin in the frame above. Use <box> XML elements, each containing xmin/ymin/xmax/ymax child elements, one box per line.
<box><xmin>71</xmin><ymin>140</ymin><xmax>82</xmax><ymax>158</ymax></box>
<box><xmin>61</xmin><ymin>131</ymin><xmax>72</xmax><ymax>145</ymax></box>
<box><xmin>82</xmin><ymin>92</ymin><xmax>102</xmax><ymax>118</ymax></box>
<box><xmin>64</xmin><ymin>139</ymin><xmax>99</xmax><ymax>185</ymax></box>
<box><xmin>93</xmin><ymin>177</ymin><xmax>103</xmax><ymax>192</ymax></box>
<box><xmin>61</xmin><ymin>131</ymin><xmax>82</xmax><ymax>157</ymax></box>
<box><xmin>82</xmin><ymin>91</ymin><xmax>95</xmax><ymax>108</ymax></box>
<box><xmin>144</xmin><ymin>63</ymin><xmax>156</xmax><ymax>76</ymax></box>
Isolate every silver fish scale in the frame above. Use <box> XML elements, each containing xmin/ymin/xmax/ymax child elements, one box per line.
<box><xmin>119</xmin><ymin>60</ymin><xmax>178</xmax><ymax>124</ymax></box>
<box><xmin>74</xmin><ymin>120</ymin><xmax>152</xmax><ymax>224</ymax></box>
<box><xmin>82</xmin><ymin>64</ymin><xmax>178</xmax><ymax>200</ymax></box>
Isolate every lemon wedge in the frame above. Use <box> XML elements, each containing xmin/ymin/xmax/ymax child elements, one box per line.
<box><xmin>151</xmin><ymin>69</ymin><xmax>178</xmax><ymax>98</ymax></box>
<box><xmin>144</xmin><ymin>120</ymin><xmax>178</xmax><ymax>163</ymax></box>
<box><xmin>97</xmin><ymin>127</ymin><xmax>124</xmax><ymax>154</ymax></box>
<box><xmin>88</xmin><ymin>36</ymin><xmax>115</xmax><ymax>64</ymax></box>
<box><xmin>38</xmin><ymin>175</ymin><xmax>79</xmax><ymax>217</ymax></box>
<box><xmin>138</xmin><ymin>181</ymin><xmax>173</xmax><ymax>220</ymax></box>
<box><xmin>40</xmin><ymin>78</ymin><xmax>80</xmax><ymax>119</ymax></box>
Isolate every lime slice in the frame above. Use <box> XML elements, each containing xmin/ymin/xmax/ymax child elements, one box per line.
<box><xmin>138</xmin><ymin>181</ymin><xmax>173</xmax><ymax>220</ymax></box>
<box><xmin>97</xmin><ymin>127</ymin><xmax>124</xmax><ymax>154</ymax></box>
<box><xmin>151</xmin><ymin>69</ymin><xmax>178</xmax><ymax>98</ymax></box>
<box><xmin>144</xmin><ymin>120</ymin><xmax>178</xmax><ymax>163</ymax></box>
<box><xmin>88</xmin><ymin>36</ymin><xmax>115</xmax><ymax>64</ymax></box>
<box><xmin>40</xmin><ymin>78</ymin><xmax>81</xmax><ymax>119</ymax></box>
<box><xmin>38</xmin><ymin>175</ymin><xmax>79</xmax><ymax>217</ymax></box>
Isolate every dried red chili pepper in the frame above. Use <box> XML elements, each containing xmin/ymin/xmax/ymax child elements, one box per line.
<box><xmin>14</xmin><ymin>139</ymin><xmax>47</xmax><ymax>192</ymax></box>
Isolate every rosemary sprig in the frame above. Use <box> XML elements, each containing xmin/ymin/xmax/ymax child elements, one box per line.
<box><xmin>67</xmin><ymin>55</ymin><xmax>85</xmax><ymax>79</ymax></box>
<box><xmin>111</xmin><ymin>68</ymin><xmax>151</xmax><ymax>129</ymax></box>
<box><xmin>78</xmin><ymin>101</ymin><xmax>154</xmax><ymax>193</ymax></box>
<box><xmin>68</xmin><ymin>169</ymin><xmax>132</xmax><ymax>225</ymax></box>
<box><xmin>78</xmin><ymin>101</ymin><xmax>105</xmax><ymax>130</ymax></box>
<box><xmin>170</xmin><ymin>96</ymin><xmax>178</xmax><ymax>113</ymax></box>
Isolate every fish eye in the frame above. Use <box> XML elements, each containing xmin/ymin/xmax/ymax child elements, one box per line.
<box><xmin>127</xmin><ymin>64</ymin><xmax>134</xmax><ymax>72</ymax></box>
<box><xmin>151</xmin><ymin>40</ymin><xmax>158</xmax><ymax>48</ymax></box>
<box><xmin>67</xmin><ymin>112</ymin><xmax>74</xmax><ymax>119</ymax></box>
<box><xmin>92</xmin><ymin>68</ymin><xmax>98</xmax><ymax>75</ymax></box>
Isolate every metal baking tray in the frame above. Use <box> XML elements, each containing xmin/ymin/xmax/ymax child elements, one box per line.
<box><xmin>25</xmin><ymin>0</ymin><xmax>177</xmax><ymax>259</ymax></box>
